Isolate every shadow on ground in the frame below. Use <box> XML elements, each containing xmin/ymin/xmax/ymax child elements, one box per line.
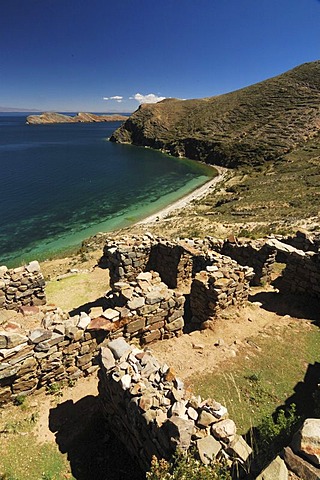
<box><xmin>69</xmin><ymin>297</ymin><xmax>109</xmax><ymax>316</ymax></box>
<box><xmin>245</xmin><ymin>361</ymin><xmax>320</xmax><ymax>477</ymax></box>
<box><xmin>249</xmin><ymin>291</ymin><xmax>320</xmax><ymax>322</ymax></box>
<box><xmin>49</xmin><ymin>395</ymin><xmax>144</xmax><ymax>480</ymax></box>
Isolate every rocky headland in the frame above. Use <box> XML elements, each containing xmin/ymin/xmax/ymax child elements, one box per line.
<box><xmin>26</xmin><ymin>111</ymin><xmax>128</xmax><ymax>125</ymax></box>
<box><xmin>111</xmin><ymin>61</ymin><xmax>320</xmax><ymax>168</ymax></box>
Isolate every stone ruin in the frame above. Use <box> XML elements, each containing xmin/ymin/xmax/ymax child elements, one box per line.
<box><xmin>1</xmin><ymin>230</ymin><xmax>320</xmax><ymax>478</ymax></box>
<box><xmin>0</xmin><ymin>261</ymin><xmax>46</xmax><ymax>311</ymax></box>
<box><xmin>190</xmin><ymin>253</ymin><xmax>254</xmax><ymax>327</ymax></box>
<box><xmin>98</xmin><ymin>337</ymin><xmax>252</xmax><ymax>473</ymax></box>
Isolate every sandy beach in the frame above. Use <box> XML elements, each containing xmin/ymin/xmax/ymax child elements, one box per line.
<box><xmin>138</xmin><ymin>165</ymin><xmax>228</xmax><ymax>225</ymax></box>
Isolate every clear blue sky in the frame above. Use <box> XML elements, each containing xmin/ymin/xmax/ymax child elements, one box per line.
<box><xmin>1</xmin><ymin>0</ymin><xmax>319</xmax><ymax>112</ymax></box>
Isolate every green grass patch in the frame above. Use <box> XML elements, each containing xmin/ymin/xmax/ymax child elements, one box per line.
<box><xmin>190</xmin><ymin>321</ymin><xmax>320</xmax><ymax>435</ymax></box>
<box><xmin>0</xmin><ymin>436</ymin><xmax>73</xmax><ymax>480</ymax></box>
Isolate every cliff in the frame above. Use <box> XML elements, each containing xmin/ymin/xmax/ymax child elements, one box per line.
<box><xmin>110</xmin><ymin>61</ymin><xmax>320</xmax><ymax>167</ymax></box>
<box><xmin>26</xmin><ymin>112</ymin><xmax>128</xmax><ymax>125</ymax></box>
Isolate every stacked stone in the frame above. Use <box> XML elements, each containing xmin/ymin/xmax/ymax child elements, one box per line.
<box><xmin>98</xmin><ymin>338</ymin><xmax>252</xmax><ymax>473</ymax></box>
<box><xmin>0</xmin><ymin>261</ymin><xmax>46</xmax><ymax>311</ymax></box>
<box><xmin>221</xmin><ymin>238</ymin><xmax>276</xmax><ymax>286</ymax></box>
<box><xmin>281</xmin><ymin>230</ymin><xmax>320</xmax><ymax>253</ymax></box>
<box><xmin>0</xmin><ymin>306</ymin><xmax>101</xmax><ymax>403</ymax></box>
<box><xmin>98</xmin><ymin>271</ymin><xmax>185</xmax><ymax>344</ymax></box>
<box><xmin>102</xmin><ymin>235</ymin><xmax>155</xmax><ymax>285</ymax></box>
<box><xmin>102</xmin><ymin>234</ymin><xmax>224</xmax><ymax>290</ymax></box>
<box><xmin>271</xmin><ymin>243</ymin><xmax>320</xmax><ymax>298</ymax></box>
<box><xmin>190</xmin><ymin>253</ymin><xmax>254</xmax><ymax>327</ymax></box>
<box><xmin>0</xmin><ymin>272</ymin><xmax>185</xmax><ymax>404</ymax></box>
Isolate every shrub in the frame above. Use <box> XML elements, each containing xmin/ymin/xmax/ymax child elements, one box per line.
<box><xmin>146</xmin><ymin>450</ymin><xmax>231</xmax><ymax>480</ymax></box>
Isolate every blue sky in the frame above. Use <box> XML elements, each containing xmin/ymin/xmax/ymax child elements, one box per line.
<box><xmin>1</xmin><ymin>0</ymin><xmax>319</xmax><ymax>112</ymax></box>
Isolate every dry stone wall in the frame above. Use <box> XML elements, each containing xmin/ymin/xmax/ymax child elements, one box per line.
<box><xmin>267</xmin><ymin>239</ymin><xmax>320</xmax><ymax>298</ymax></box>
<box><xmin>282</xmin><ymin>230</ymin><xmax>320</xmax><ymax>253</ymax></box>
<box><xmin>0</xmin><ymin>261</ymin><xmax>46</xmax><ymax>311</ymax></box>
<box><xmin>98</xmin><ymin>337</ymin><xmax>252</xmax><ymax>472</ymax></box>
<box><xmin>221</xmin><ymin>238</ymin><xmax>276</xmax><ymax>286</ymax></box>
<box><xmin>93</xmin><ymin>270</ymin><xmax>185</xmax><ymax>344</ymax></box>
<box><xmin>0</xmin><ymin>272</ymin><xmax>185</xmax><ymax>404</ymax></box>
<box><xmin>190</xmin><ymin>253</ymin><xmax>254</xmax><ymax>327</ymax></box>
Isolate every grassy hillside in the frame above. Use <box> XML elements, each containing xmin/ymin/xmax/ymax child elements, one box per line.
<box><xmin>111</xmin><ymin>61</ymin><xmax>320</xmax><ymax>168</ymax></box>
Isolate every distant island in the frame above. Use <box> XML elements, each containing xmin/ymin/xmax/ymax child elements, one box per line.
<box><xmin>26</xmin><ymin>112</ymin><xmax>128</xmax><ymax>125</ymax></box>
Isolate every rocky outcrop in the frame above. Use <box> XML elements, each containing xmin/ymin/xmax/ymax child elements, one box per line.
<box><xmin>110</xmin><ymin>61</ymin><xmax>320</xmax><ymax>167</ymax></box>
<box><xmin>26</xmin><ymin>112</ymin><xmax>128</xmax><ymax>124</ymax></box>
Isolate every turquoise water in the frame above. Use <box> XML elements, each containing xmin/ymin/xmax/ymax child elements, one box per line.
<box><xmin>0</xmin><ymin>115</ymin><xmax>213</xmax><ymax>267</ymax></box>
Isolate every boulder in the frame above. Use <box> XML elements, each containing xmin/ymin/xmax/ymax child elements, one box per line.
<box><xmin>291</xmin><ymin>418</ymin><xmax>320</xmax><ymax>467</ymax></box>
<box><xmin>255</xmin><ymin>455</ymin><xmax>288</xmax><ymax>480</ymax></box>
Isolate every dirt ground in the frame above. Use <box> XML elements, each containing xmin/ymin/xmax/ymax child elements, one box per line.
<box><xmin>1</xmin><ymin>250</ymin><xmax>317</xmax><ymax>480</ymax></box>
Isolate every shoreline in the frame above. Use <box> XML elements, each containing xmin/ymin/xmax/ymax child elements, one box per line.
<box><xmin>137</xmin><ymin>165</ymin><xmax>228</xmax><ymax>225</ymax></box>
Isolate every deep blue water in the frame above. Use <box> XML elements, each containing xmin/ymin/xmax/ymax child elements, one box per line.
<box><xmin>0</xmin><ymin>114</ymin><xmax>212</xmax><ymax>267</ymax></box>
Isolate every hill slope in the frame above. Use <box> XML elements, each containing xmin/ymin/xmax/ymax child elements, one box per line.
<box><xmin>111</xmin><ymin>61</ymin><xmax>320</xmax><ymax>167</ymax></box>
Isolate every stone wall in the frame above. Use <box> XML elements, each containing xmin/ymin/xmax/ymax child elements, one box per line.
<box><xmin>281</xmin><ymin>230</ymin><xmax>320</xmax><ymax>253</ymax></box>
<box><xmin>0</xmin><ymin>272</ymin><xmax>185</xmax><ymax>404</ymax></box>
<box><xmin>221</xmin><ymin>238</ymin><xmax>276</xmax><ymax>286</ymax></box>
<box><xmin>0</xmin><ymin>261</ymin><xmax>46</xmax><ymax>311</ymax></box>
<box><xmin>97</xmin><ymin>270</ymin><xmax>185</xmax><ymax>344</ymax></box>
<box><xmin>271</xmin><ymin>244</ymin><xmax>320</xmax><ymax>298</ymax></box>
<box><xmin>102</xmin><ymin>234</ymin><xmax>227</xmax><ymax>289</ymax></box>
<box><xmin>98</xmin><ymin>337</ymin><xmax>252</xmax><ymax>472</ymax></box>
<box><xmin>190</xmin><ymin>253</ymin><xmax>254</xmax><ymax>327</ymax></box>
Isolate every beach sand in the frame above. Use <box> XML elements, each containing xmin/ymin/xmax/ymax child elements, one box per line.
<box><xmin>138</xmin><ymin>165</ymin><xmax>228</xmax><ymax>225</ymax></box>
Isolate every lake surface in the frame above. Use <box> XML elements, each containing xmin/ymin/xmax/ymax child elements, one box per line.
<box><xmin>0</xmin><ymin>114</ymin><xmax>213</xmax><ymax>267</ymax></box>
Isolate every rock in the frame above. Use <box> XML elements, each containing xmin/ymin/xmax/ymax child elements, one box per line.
<box><xmin>87</xmin><ymin>317</ymin><xmax>115</xmax><ymax>331</ymax></box>
<box><xmin>77</xmin><ymin>313</ymin><xmax>91</xmax><ymax>330</ymax></box>
<box><xmin>19</xmin><ymin>305</ymin><xmax>40</xmax><ymax>316</ymax></box>
<box><xmin>283</xmin><ymin>446</ymin><xmax>320</xmax><ymax>480</ymax></box>
<box><xmin>197</xmin><ymin>410</ymin><xmax>218</xmax><ymax>427</ymax></box>
<box><xmin>165</xmin><ymin>416</ymin><xmax>194</xmax><ymax>451</ymax></box>
<box><xmin>291</xmin><ymin>418</ymin><xmax>320</xmax><ymax>467</ymax></box>
<box><xmin>101</xmin><ymin>347</ymin><xmax>116</xmax><ymax>370</ymax></box>
<box><xmin>165</xmin><ymin>317</ymin><xmax>184</xmax><ymax>332</ymax></box>
<box><xmin>29</xmin><ymin>328</ymin><xmax>52</xmax><ymax>344</ymax></box>
<box><xmin>107</xmin><ymin>337</ymin><xmax>132</xmax><ymax>360</ymax></box>
<box><xmin>26</xmin><ymin>260</ymin><xmax>41</xmax><ymax>273</ymax></box>
<box><xmin>145</xmin><ymin>291</ymin><xmax>164</xmax><ymax>305</ymax></box>
<box><xmin>127</xmin><ymin>297</ymin><xmax>145</xmax><ymax>310</ymax></box>
<box><xmin>255</xmin><ymin>455</ymin><xmax>288</xmax><ymax>480</ymax></box>
<box><xmin>6</xmin><ymin>332</ymin><xmax>28</xmax><ymax>348</ymax></box>
<box><xmin>102</xmin><ymin>308</ymin><xmax>120</xmax><ymax>321</ymax></box>
<box><xmin>196</xmin><ymin>435</ymin><xmax>221</xmax><ymax>464</ymax></box>
<box><xmin>211</xmin><ymin>419</ymin><xmax>236</xmax><ymax>441</ymax></box>
<box><xmin>120</xmin><ymin>374</ymin><xmax>131</xmax><ymax>390</ymax></box>
<box><xmin>226</xmin><ymin>435</ymin><xmax>252</xmax><ymax>462</ymax></box>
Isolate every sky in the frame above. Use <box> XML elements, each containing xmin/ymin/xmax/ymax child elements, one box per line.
<box><xmin>0</xmin><ymin>0</ymin><xmax>319</xmax><ymax>112</ymax></box>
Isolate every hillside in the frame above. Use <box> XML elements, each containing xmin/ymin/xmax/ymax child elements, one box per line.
<box><xmin>111</xmin><ymin>61</ymin><xmax>320</xmax><ymax>167</ymax></box>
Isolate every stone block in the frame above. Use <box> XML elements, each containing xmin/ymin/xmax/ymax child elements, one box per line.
<box><xmin>107</xmin><ymin>337</ymin><xmax>131</xmax><ymax>359</ymax></box>
<box><xmin>283</xmin><ymin>446</ymin><xmax>320</xmax><ymax>480</ymax></box>
<box><xmin>255</xmin><ymin>455</ymin><xmax>288</xmax><ymax>480</ymax></box>
<box><xmin>196</xmin><ymin>435</ymin><xmax>221</xmax><ymax>464</ymax></box>
<box><xmin>292</xmin><ymin>418</ymin><xmax>320</xmax><ymax>467</ymax></box>
<box><xmin>126</xmin><ymin>317</ymin><xmax>145</xmax><ymax>334</ymax></box>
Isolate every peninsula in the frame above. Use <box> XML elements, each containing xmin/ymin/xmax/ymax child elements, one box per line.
<box><xmin>26</xmin><ymin>111</ymin><xmax>128</xmax><ymax>125</ymax></box>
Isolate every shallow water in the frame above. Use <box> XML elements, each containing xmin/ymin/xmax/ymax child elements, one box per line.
<box><xmin>0</xmin><ymin>115</ymin><xmax>212</xmax><ymax>267</ymax></box>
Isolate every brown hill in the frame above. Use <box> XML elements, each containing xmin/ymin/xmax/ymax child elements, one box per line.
<box><xmin>26</xmin><ymin>112</ymin><xmax>128</xmax><ymax>125</ymax></box>
<box><xmin>110</xmin><ymin>61</ymin><xmax>320</xmax><ymax>167</ymax></box>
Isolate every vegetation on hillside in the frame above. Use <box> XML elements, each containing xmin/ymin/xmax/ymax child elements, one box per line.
<box><xmin>111</xmin><ymin>61</ymin><xmax>320</xmax><ymax>168</ymax></box>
